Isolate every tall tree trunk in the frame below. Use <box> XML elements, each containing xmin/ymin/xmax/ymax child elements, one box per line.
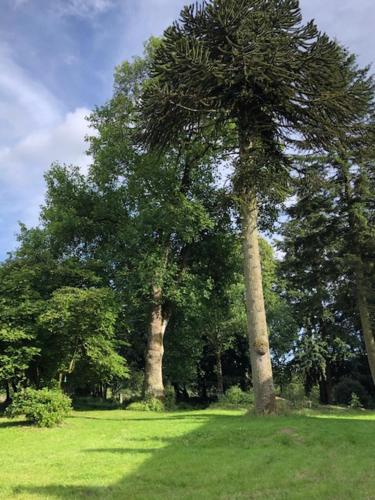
<box><xmin>144</xmin><ymin>286</ymin><xmax>169</xmax><ymax>398</ymax></box>
<box><xmin>236</xmin><ymin>121</ymin><xmax>276</xmax><ymax>414</ymax></box>
<box><xmin>241</xmin><ymin>193</ymin><xmax>276</xmax><ymax>413</ymax></box>
<box><xmin>355</xmin><ymin>263</ymin><xmax>375</xmax><ymax>385</ymax></box>
<box><xmin>216</xmin><ymin>349</ymin><xmax>224</xmax><ymax>397</ymax></box>
<box><xmin>141</xmin><ymin>149</ymin><xmax>197</xmax><ymax>400</ymax></box>
<box><xmin>319</xmin><ymin>321</ymin><xmax>333</xmax><ymax>403</ymax></box>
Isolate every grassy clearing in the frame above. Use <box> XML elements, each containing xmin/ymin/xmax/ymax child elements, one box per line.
<box><xmin>1</xmin><ymin>407</ymin><xmax>374</xmax><ymax>499</ymax></box>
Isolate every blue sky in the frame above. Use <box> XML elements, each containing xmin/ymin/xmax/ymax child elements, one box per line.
<box><xmin>0</xmin><ymin>0</ymin><xmax>374</xmax><ymax>260</ymax></box>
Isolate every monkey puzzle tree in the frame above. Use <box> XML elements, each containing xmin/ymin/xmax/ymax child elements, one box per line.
<box><xmin>139</xmin><ymin>0</ymin><xmax>373</xmax><ymax>413</ymax></box>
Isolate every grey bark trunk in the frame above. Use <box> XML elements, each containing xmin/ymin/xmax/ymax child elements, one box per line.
<box><xmin>144</xmin><ymin>286</ymin><xmax>169</xmax><ymax>398</ymax></box>
<box><xmin>241</xmin><ymin>192</ymin><xmax>276</xmax><ymax>414</ymax></box>
<box><xmin>355</xmin><ymin>263</ymin><xmax>375</xmax><ymax>385</ymax></box>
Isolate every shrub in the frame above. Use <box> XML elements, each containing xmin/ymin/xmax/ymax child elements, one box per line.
<box><xmin>309</xmin><ymin>385</ymin><xmax>321</xmax><ymax>407</ymax></box>
<box><xmin>126</xmin><ymin>398</ymin><xmax>164</xmax><ymax>412</ymax></box>
<box><xmin>5</xmin><ymin>388</ymin><xmax>72</xmax><ymax>427</ymax></box>
<box><xmin>215</xmin><ymin>385</ymin><xmax>254</xmax><ymax>408</ymax></box>
<box><xmin>333</xmin><ymin>378</ymin><xmax>369</xmax><ymax>407</ymax></box>
<box><xmin>349</xmin><ymin>392</ymin><xmax>363</xmax><ymax>409</ymax></box>
<box><xmin>281</xmin><ymin>379</ymin><xmax>306</xmax><ymax>408</ymax></box>
<box><xmin>146</xmin><ymin>397</ymin><xmax>165</xmax><ymax>412</ymax></box>
<box><xmin>275</xmin><ymin>397</ymin><xmax>292</xmax><ymax>415</ymax></box>
<box><xmin>280</xmin><ymin>379</ymin><xmax>318</xmax><ymax>409</ymax></box>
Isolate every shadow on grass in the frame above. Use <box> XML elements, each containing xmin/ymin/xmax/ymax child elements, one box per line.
<box><xmin>12</xmin><ymin>411</ymin><xmax>375</xmax><ymax>499</ymax></box>
<box><xmin>0</xmin><ymin>419</ymin><xmax>31</xmax><ymax>429</ymax></box>
<box><xmin>68</xmin><ymin>412</ymin><xmax>225</xmax><ymax>423</ymax></box>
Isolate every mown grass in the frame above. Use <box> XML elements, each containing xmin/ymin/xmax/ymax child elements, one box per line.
<box><xmin>1</xmin><ymin>407</ymin><xmax>374</xmax><ymax>499</ymax></box>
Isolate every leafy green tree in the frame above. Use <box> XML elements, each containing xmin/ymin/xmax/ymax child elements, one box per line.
<box><xmin>259</xmin><ymin>239</ymin><xmax>298</xmax><ymax>386</ymax></box>
<box><xmin>0</xmin><ymin>222</ymin><xmax>109</xmax><ymax>391</ymax></box>
<box><xmin>41</xmin><ymin>43</ymin><xmax>223</xmax><ymax>399</ymax></box>
<box><xmin>189</xmin><ymin>233</ymin><xmax>246</xmax><ymax>397</ymax></box>
<box><xmin>204</xmin><ymin>290</ymin><xmax>245</xmax><ymax>396</ymax></box>
<box><xmin>163</xmin><ymin>236</ymin><xmax>296</xmax><ymax>398</ymax></box>
<box><xmin>38</xmin><ymin>287</ymin><xmax>127</xmax><ymax>388</ymax></box>
<box><xmin>0</xmin><ymin>233</ymin><xmax>50</xmax><ymax>398</ymax></box>
<box><xmin>0</xmin><ymin>327</ymin><xmax>39</xmax><ymax>401</ymax></box>
<box><xmin>140</xmin><ymin>0</ymin><xmax>372</xmax><ymax>412</ymax></box>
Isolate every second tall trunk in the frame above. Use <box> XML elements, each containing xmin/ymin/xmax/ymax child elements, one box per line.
<box><xmin>241</xmin><ymin>192</ymin><xmax>276</xmax><ymax>413</ymax></box>
<box><xmin>144</xmin><ymin>286</ymin><xmax>169</xmax><ymax>398</ymax></box>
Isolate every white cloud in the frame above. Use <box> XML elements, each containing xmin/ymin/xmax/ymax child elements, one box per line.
<box><xmin>0</xmin><ymin>107</ymin><xmax>91</xmax><ymax>183</ymax></box>
<box><xmin>53</xmin><ymin>0</ymin><xmax>115</xmax><ymax>17</ymax></box>
<box><xmin>0</xmin><ymin>45</ymin><xmax>62</xmax><ymax>145</ymax></box>
<box><xmin>0</xmin><ymin>42</ymin><xmax>93</xmax><ymax>257</ymax></box>
<box><xmin>0</xmin><ymin>108</ymin><xmax>91</xmax><ymax>256</ymax></box>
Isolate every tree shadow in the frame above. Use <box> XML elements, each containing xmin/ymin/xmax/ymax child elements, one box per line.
<box><xmin>68</xmin><ymin>412</ymin><xmax>225</xmax><ymax>423</ymax></box>
<box><xmin>0</xmin><ymin>419</ymin><xmax>31</xmax><ymax>429</ymax></box>
<box><xmin>12</xmin><ymin>410</ymin><xmax>375</xmax><ymax>499</ymax></box>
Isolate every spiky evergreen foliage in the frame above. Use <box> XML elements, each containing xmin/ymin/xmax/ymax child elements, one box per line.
<box><xmin>141</xmin><ymin>0</ymin><xmax>373</xmax><ymax>160</ymax></box>
<box><xmin>280</xmin><ymin>151</ymin><xmax>375</xmax><ymax>397</ymax></box>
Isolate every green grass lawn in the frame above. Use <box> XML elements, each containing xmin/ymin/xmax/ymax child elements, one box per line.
<box><xmin>1</xmin><ymin>407</ymin><xmax>374</xmax><ymax>499</ymax></box>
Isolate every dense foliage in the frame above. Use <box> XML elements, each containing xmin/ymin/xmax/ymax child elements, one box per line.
<box><xmin>5</xmin><ymin>388</ymin><xmax>71</xmax><ymax>427</ymax></box>
<box><xmin>0</xmin><ymin>1</ymin><xmax>374</xmax><ymax>415</ymax></box>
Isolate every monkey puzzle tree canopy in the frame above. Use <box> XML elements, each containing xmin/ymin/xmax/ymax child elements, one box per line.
<box><xmin>141</xmin><ymin>0</ymin><xmax>372</xmax><ymax>154</ymax></box>
<box><xmin>140</xmin><ymin>0</ymin><xmax>374</xmax><ymax>414</ymax></box>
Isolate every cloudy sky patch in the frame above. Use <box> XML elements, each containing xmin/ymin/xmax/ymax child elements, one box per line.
<box><xmin>0</xmin><ymin>0</ymin><xmax>374</xmax><ymax>259</ymax></box>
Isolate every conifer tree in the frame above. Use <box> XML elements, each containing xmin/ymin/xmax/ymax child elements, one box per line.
<box><xmin>336</xmin><ymin>155</ymin><xmax>375</xmax><ymax>384</ymax></box>
<box><xmin>281</xmin><ymin>151</ymin><xmax>375</xmax><ymax>392</ymax></box>
<box><xmin>140</xmin><ymin>0</ymin><xmax>373</xmax><ymax>412</ymax></box>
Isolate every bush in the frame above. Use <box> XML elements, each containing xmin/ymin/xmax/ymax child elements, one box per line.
<box><xmin>215</xmin><ymin>385</ymin><xmax>254</xmax><ymax>408</ymax></box>
<box><xmin>309</xmin><ymin>385</ymin><xmax>321</xmax><ymax>407</ymax></box>
<box><xmin>5</xmin><ymin>388</ymin><xmax>72</xmax><ymax>427</ymax></box>
<box><xmin>126</xmin><ymin>398</ymin><xmax>164</xmax><ymax>412</ymax></box>
<box><xmin>281</xmin><ymin>379</ymin><xmax>306</xmax><ymax>408</ymax></box>
<box><xmin>349</xmin><ymin>393</ymin><xmax>363</xmax><ymax>409</ymax></box>
<box><xmin>280</xmin><ymin>379</ymin><xmax>318</xmax><ymax>409</ymax></box>
<box><xmin>333</xmin><ymin>378</ymin><xmax>369</xmax><ymax>407</ymax></box>
<box><xmin>275</xmin><ymin>397</ymin><xmax>292</xmax><ymax>415</ymax></box>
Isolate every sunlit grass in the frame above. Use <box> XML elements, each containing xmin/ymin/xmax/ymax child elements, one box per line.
<box><xmin>1</xmin><ymin>407</ymin><xmax>374</xmax><ymax>499</ymax></box>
